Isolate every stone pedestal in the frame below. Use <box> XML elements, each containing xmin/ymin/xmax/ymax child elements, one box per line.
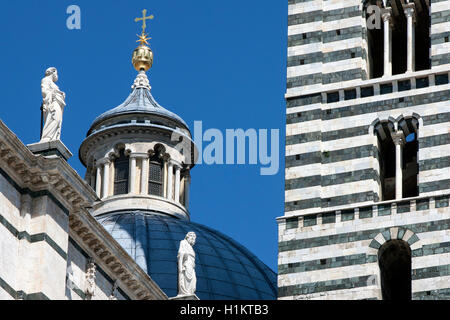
<box><xmin>170</xmin><ymin>294</ymin><xmax>200</xmax><ymax>301</ymax></box>
<box><xmin>27</xmin><ymin>140</ymin><xmax>73</xmax><ymax>161</ymax></box>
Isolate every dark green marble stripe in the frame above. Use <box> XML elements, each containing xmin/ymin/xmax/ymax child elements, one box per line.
<box><xmin>413</xmin><ymin>288</ymin><xmax>450</xmax><ymax>300</ymax></box>
<box><xmin>413</xmin><ymin>264</ymin><xmax>450</xmax><ymax>280</ymax></box>
<box><xmin>286</xmin><ymin>169</ymin><xmax>376</xmax><ymax>190</ymax></box>
<box><xmin>280</xmin><ymin>241</ymin><xmax>450</xmax><ymax>276</ymax></box>
<box><xmin>419</xmin><ymin>133</ymin><xmax>450</xmax><ymax>148</ymax></box>
<box><xmin>288</xmin><ymin>30</ymin><xmax>322</xmax><ymax>47</ymax></box>
<box><xmin>285</xmin><ymin>191</ymin><xmax>376</xmax><ymax>212</ymax></box>
<box><xmin>423</xmin><ymin>112</ymin><xmax>450</xmax><ymax>126</ymax></box>
<box><xmin>322</xmin><ymin>26</ymin><xmax>363</xmax><ymax>44</ymax></box>
<box><xmin>431</xmin><ymin>9</ymin><xmax>450</xmax><ymax>25</ymax></box>
<box><xmin>287</xmin><ymin>73</ymin><xmax>322</xmax><ymax>89</ymax></box>
<box><xmin>279</xmin><ymin>263</ymin><xmax>450</xmax><ymax>297</ymax></box>
<box><xmin>287</xmin><ymin>52</ymin><xmax>323</xmax><ymax>67</ymax></box>
<box><xmin>0</xmin><ymin>277</ymin><xmax>50</xmax><ymax>300</ymax></box>
<box><xmin>279</xmin><ymin>253</ymin><xmax>375</xmax><ymax>275</ymax></box>
<box><xmin>324</xmin><ymin>89</ymin><xmax>449</xmax><ymax>120</ymax></box>
<box><xmin>288</xmin><ymin>0</ymin><xmax>314</xmax><ymax>4</ymax></box>
<box><xmin>419</xmin><ymin>156</ymin><xmax>450</xmax><ymax>171</ymax></box>
<box><xmin>286</xmin><ymin>93</ymin><xmax>322</xmax><ymax>108</ymax></box>
<box><xmin>431</xmin><ymin>31</ymin><xmax>450</xmax><ymax>45</ymax></box>
<box><xmin>286</xmin><ymin>131</ymin><xmax>321</xmax><ymax>145</ymax></box>
<box><xmin>286</xmin><ymin>145</ymin><xmax>375</xmax><ymax>168</ymax></box>
<box><xmin>279</xmin><ymin>218</ymin><xmax>450</xmax><ymax>252</ymax></box>
<box><xmin>288</xmin><ymin>10</ymin><xmax>322</xmax><ymax>26</ymax></box>
<box><xmin>278</xmin><ymin>275</ymin><xmax>372</xmax><ymax>297</ymax></box>
<box><xmin>0</xmin><ymin>277</ymin><xmax>16</xmax><ymax>299</ymax></box>
<box><xmin>286</xmin><ymin>108</ymin><xmax>322</xmax><ymax>124</ymax></box>
<box><xmin>432</xmin><ymin>53</ymin><xmax>450</xmax><ymax>67</ymax></box>
<box><xmin>419</xmin><ymin>179</ymin><xmax>450</xmax><ymax>193</ymax></box>
<box><xmin>0</xmin><ymin>213</ymin><xmax>67</xmax><ymax>261</ymax></box>
<box><xmin>286</xmin><ymin>126</ymin><xmax>370</xmax><ymax>145</ymax></box>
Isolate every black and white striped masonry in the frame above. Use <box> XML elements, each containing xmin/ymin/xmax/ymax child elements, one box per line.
<box><xmin>279</xmin><ymin>0</ymin><xmax>450</xmax><ymax>300</ymax></box>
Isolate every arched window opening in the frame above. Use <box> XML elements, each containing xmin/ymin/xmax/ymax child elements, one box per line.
<box><xmin>114</xmin><ymin>149</ymin><xmax>129</xmax><ymax>195</ymax></box>
<box><xmin>414</xmin><ymin>0</ymin><xmax>431</xmax><ymax>71</ymax></box>
<box><xmin>391</xmin><ymin>0</ymin><xmax>407</xmax><ymax>75</ymax></box>
<box><xmin>148</xmin><ymin>147</ymin><xmax>164</xmax><ymax>197</ymax></box>
<box><xmin>375</xmin><ymin>122</ymin><xmax>396</xmax><ymax>201</ymax></box>
<box><xmin>378</xmin><ymin>239</ymin><xmax>412</xmax><ymax>300</ymax></box>
<box><xmin>365</xmin><ymin>0</ymin><xmax>384</xmax><ymax>78</ymax></box>
<box><xmin>399</xmin><ymin>118</ymin><xmax>419</xmax><ymax>198</ymax></box>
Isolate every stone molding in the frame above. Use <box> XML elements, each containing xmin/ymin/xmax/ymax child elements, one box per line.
<box><xmin>285</xmin><ymin>65</ymin><xmax>449</xmax><ymax>99</ymax></box>
<box><xmin>79</xmin><ymin>125</ymin><xmax>197</xmax><ymax>169</ymax></box>
<box><xmin>0</xmin><ymin>120</ymin><xmax>168</xmax><ymax>300</ymax></box>
<box><xmin>69</xmin><ymin>211</ymin><xmax>168</xmax><ymax>300</ymax></box>
<box><xmin>277</xmin><ymin>192</ymin><xmax>449</xmax><ymax>221</ymax></box>
<box><xmin>0</xmin><ymin>121</ymin><xmax>97</xmax><ymax>212</ymax></box>
<box><xmin>90</xmin><ymin>194</ymin><xmax>190</xmax><ymax>220</ymax></box>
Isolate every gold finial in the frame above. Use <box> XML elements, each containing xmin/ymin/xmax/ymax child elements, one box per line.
<box><xmin>132</xmin><ymin>9</ymin><xmax>155</xmax><ymax>72</ymax></box>
<box><xmin>135</xmin><ymin>9</ymin><xmax>154</xmax><ymax>40</ymax></box>
<box><xmin>136</xmin><ymin>33</ymin><xmax>151</xmax><ymax>46</ymax></box>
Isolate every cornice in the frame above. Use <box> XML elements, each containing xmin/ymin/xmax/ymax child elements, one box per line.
<box><xmin>69</xmin><ymin>210</ymin><xmax>168</xmax><ymax>300</ymax></box>
<box><xmin>0</xmin><ymin>120</ymin><xmax>98</xmax><ymax>211</ymax></box>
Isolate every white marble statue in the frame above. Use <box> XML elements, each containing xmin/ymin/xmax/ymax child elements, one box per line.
<box><xmin>178</xmin><ymin>232</ymin><xmax>197</xmax><ymax>296</ymax></box>
<box><xmin>40</xmin><ymin>67</ymin><xmax>66</xmax><ymax>142</ymax></box>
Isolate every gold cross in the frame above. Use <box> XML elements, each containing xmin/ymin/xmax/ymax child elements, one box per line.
<box><xmin>135</xmin><ymin>9</ymin><xmax>154</xmax><ymax>35</ymax></box>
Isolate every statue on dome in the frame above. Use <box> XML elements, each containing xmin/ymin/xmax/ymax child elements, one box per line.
<box><xmin>40</xmin><ymin>67</ymin><xmax>66</xmax><ymax>142</ymax></box>
<box><xmin>177</xmin><ymin>232</ymin><xmax>197</xmax><ymax>296</ymax></box>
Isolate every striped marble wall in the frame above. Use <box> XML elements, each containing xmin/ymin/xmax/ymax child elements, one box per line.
<box><xmin>280</xmin><ymin>0</ymin><xmax>450</xmax><ymax>300</ymax></box>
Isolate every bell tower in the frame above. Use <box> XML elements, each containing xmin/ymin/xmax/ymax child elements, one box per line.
<box><xmin>279</xmin><ymin>0</ymin><xmax>450</xmax><ymax>300</ymax></box>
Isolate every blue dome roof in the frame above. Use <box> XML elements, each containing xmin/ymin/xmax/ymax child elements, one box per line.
<box><xmin>89</xmin><ymin>85</ymin><xmax>188</xmax><ymax>135</ymax></box>
<box><xmin>97</xmin><ymin>211</ymin><xmax>277</xmax><ymax>300</ymax></box>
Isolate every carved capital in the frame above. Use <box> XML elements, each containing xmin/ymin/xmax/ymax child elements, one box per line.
<box><xmin>391</xmin><ymin>131</ymin><xmax>406</xmax><ymax>146</ymax></box>
<box><xmin>381</xmin><ymin>8</ymin><xmax>392</xmax><ymax>22</ymax></box>
<box><xmin>403</xmin><ymin>3</ymin><xmax>416</xmax><ymax>21</ymax></box>
<box><xmin>96</xmin><ymin>157</ymin><xmax>111</xmax><ymax>166</ymax></box>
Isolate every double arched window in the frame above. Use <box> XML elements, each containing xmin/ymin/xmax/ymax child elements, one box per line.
<box><xmin>364</xmin><ymin>0</ymin><xmax>430</xmax><ymax>79</ymax></box>
<box><xmin>374</xmin><ymin>117</ymin><xmax>419</xmax><ymax>201</ymax></box>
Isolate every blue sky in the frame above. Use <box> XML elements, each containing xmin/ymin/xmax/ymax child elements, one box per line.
<box><xmin>0</xmin><ymin>1</ymin><xmax>287</xmax><ymax>271</ymax></box>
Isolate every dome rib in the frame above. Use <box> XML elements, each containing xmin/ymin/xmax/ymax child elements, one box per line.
<box><xmin>88</xmin><ymin>75</ymin><xmax>188</xmax><ymax>136</ymax></box>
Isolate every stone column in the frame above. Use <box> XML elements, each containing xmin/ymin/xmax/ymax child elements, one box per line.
<box><xmin>167</xmin><ymin>162</ymin><xmax>174</xmax><ymax>200</ymax></box>
<box><xmin>404</xmin><ymin>4</ymin><xmax>416</xmax><ymax>73</ymax></box>
<box><xmin>174</xmin><ymin>165</ymin><xmax>181</xmax><ymax>203</ymax></box>
<box><xmin>382</xmin><ymin>9</ymin><xmax>392</xmax><ymax>77</ymax></box>
<box><xmin>141</xmin><ymin>156</ymin><xmax>149</xmax><ymax>195</ymax></box>
<box><xmin>129</xmin><ymin>156</ymin><xmax>137</xmax><ymax>194</ymax></box>
<box><xmin>95</xmin><ymin>164</ymin><xmax>102</xmax><ymax>198</ymax></box>
<box><xmin>102</xmin><ymin>160</ymin><xmax>111</xmax><ymax>199</ymax></box>
<box><xmin>391</xmin><ymin>132</ymin><xmax>405</xmax><ymax>199</ymax></box>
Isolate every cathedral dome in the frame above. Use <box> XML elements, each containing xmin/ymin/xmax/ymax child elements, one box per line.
<box><xmin>97</xmin><ymin>210</ymin><xmax>278</xmax><ymax>300</ymax></box>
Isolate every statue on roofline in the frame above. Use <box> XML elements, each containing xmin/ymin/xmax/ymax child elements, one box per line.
<box><xmin>40</xmin><ymin>67</ymin><xmax>66</xmax><ymax>143</ymax></box>
<box><xmin>177</xmin><ymin>232</ymin><xmax>197</xmax><ymax>296</ymax></box>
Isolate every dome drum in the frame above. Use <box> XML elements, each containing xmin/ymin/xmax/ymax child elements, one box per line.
<box><xmin>84</xmin><ymin>138</ymin><xmax>193</xmax><ymax>219</ymax></box>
